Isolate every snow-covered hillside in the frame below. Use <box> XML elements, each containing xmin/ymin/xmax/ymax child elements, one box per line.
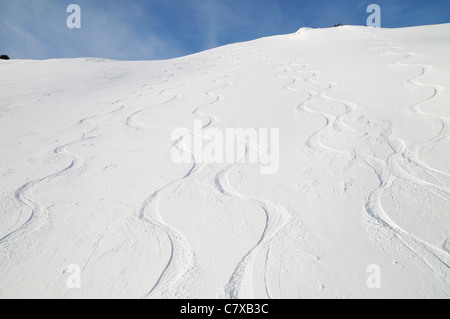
<box><xmin>1</xmin><ymin>24</ymin><xmax>449</xmax><ymax>299</ymax></box>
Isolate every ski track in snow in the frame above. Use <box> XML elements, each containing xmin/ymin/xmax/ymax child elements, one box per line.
<box><xmin>216</xmin><ymin>52</ymin><xmax>294</xmax><ymax>299</ymax></box>
<box><xmin>125</xmin><ymin>70</ymin><xmax>183</xmax><ymax>131</ymax></box>
<box><xmin>279</xmin><ymin>30</ymin><xmax>450</xmax><ymax>280</ymax></box>
<box><xmin>277</xmin><ymin>29</ymin><xmax>450</xmax><ymax>286</ymax></box>
<box><xmin>132</xmin><ymin>67</ymin><xmax>198</xmax><ymax>299</ymax></box>
<box><xmin>218</xmin><ymin>51</ymin><xmax>363</xmax><ymax>299</ymax></box>
<box><xmin>135</xmin><ymin>57</ymin><xmax>246</xmax><ymax>299</ymax></box>
<box><xmin>1</xmin><ymin>26</ymin><xmax>449</xmax><ymax>298</ymax></box>
<box><xmin>0</xmin><ymin>103</ymin><xmax>126</xmax><ymax>247</ymax></box>
<box><xmin>216</xmin><ymin>161</ymin><xmax>291</xmax><ymax>299</ymax></box>
<box><xmin>360</xmin><ymin>31</ymin><xmax>450</xmax><ymax>276</ymax></box>
<box><xmin>278</xmin><ymin>61</ymin><xmax>359</xmax><ymax>161</ymax></box>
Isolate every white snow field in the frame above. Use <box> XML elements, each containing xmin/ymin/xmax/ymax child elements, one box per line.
<box><xmin>1</xmin><ymin>24</ymin><xmax>450</xmax><ymax>299</ymax></box>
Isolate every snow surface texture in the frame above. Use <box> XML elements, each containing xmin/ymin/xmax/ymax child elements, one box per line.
<box><xmin>0</xmin><ymin>24</ymin><xmax>449</xmax><ymax>299</ymax></box>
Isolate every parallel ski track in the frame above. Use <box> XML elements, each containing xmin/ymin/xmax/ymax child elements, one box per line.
<box><xmin>136</xmin><ymin>58</ymin><xmax>241</xmax><ymax>299</ymax></box>
<box><xmin>218</xmin><ymin>51</ymin><xmax>292</xmax><ymax>299</ymax></box>
<box><xmin>360</xmin><ymin>31</ymin><xmax>450</xmax><ymax>276</ymax></box>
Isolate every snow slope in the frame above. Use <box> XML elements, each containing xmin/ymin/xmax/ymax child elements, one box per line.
<box><xmin>0</xmin><ymin>24</ymin><xmax>449</xmax><ymax>299</ymax></box>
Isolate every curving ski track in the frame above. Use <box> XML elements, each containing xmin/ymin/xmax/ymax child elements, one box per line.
<box><xmin>137</xmin><ymin>59</ymin><xmax>242</xmax><ymax>299</ymax></box>
<box><xmin>0</xmin><ymin>103</ymin><xmax>126</xmax><ymax>246</ymax></box>
<box><xmin>360</xmin><ymin>32</ymin><xmax>450</xmax><ymax>276</ymax></box>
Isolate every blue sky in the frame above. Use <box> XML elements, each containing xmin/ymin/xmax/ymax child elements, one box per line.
<box><xmin>1</xmin><ymin>0</ymin><xmax>449</xmax><ymax>60</ymax></box>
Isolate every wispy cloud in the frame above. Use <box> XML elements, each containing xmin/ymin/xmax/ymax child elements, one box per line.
<box><xmin>0</xmin><ymin>0</ymin><xmax>184</xmax><ymax>60</ymax></box>
<box><xmin>1</xmin><ymin>0</ymin><xmax>449</xmax><ymax>60</ymax></box>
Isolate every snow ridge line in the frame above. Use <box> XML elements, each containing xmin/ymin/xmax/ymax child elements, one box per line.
<box><xmin>0</xmin><ymin>102</ymin><xmax>126</xmax><ymax>246</ymax></box>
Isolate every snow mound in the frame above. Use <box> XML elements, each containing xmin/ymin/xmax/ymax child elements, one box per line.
<box><xmin>1</xmin><ymin>23</ymin><xmax>450</xmax><ymax>299</ymax></box>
